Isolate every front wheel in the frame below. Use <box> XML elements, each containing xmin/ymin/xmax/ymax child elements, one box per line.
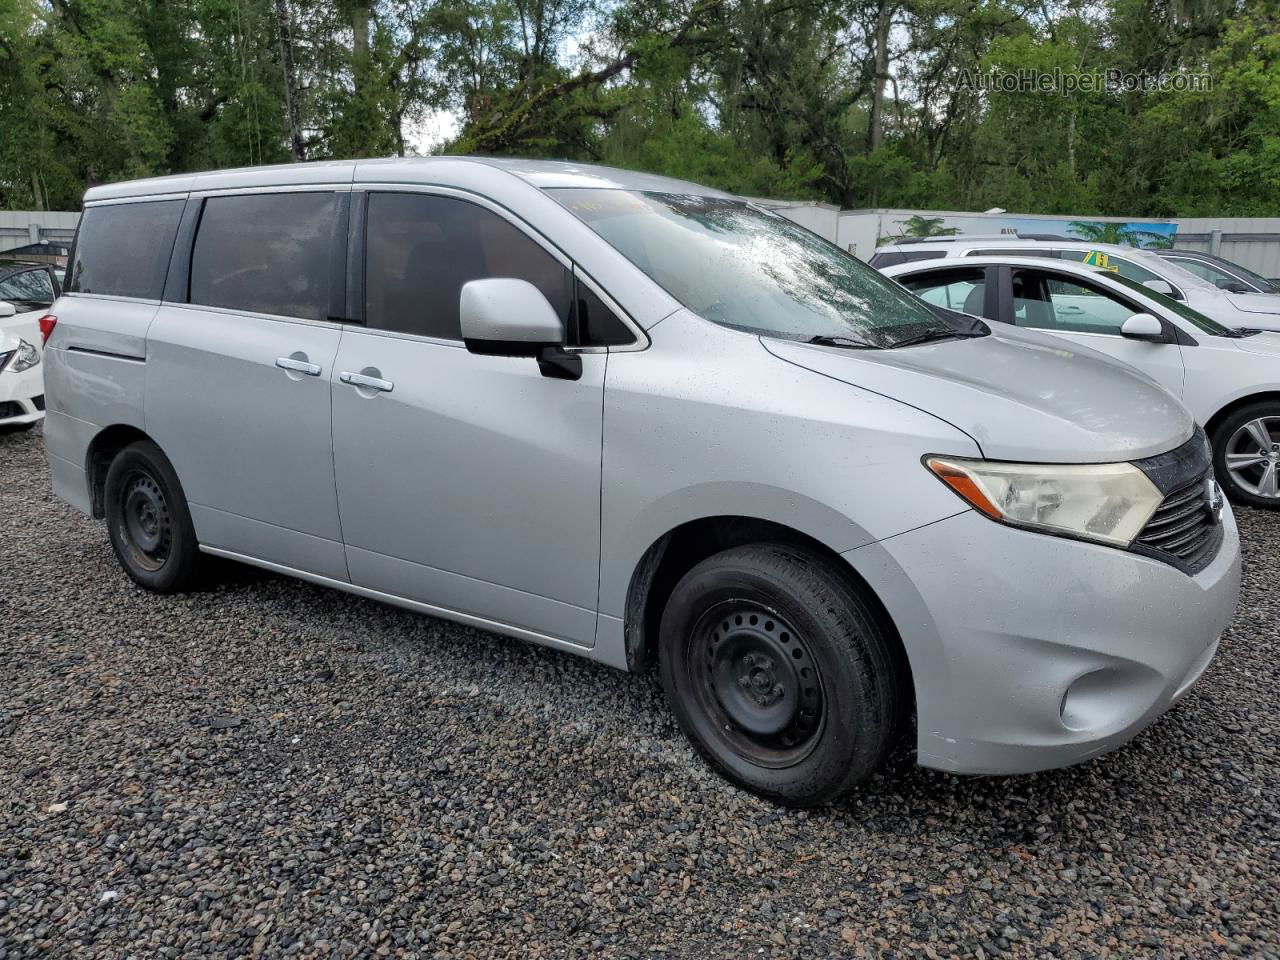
<box><xmin>659</xmin><ymin>543</ymin><xmax>907</xmax><ymax>807</ymax></box>
<box><xmin>1212</xmin><ymin>402</ymin><xmax>1280</xmax><ymax>509</ymax></box>
<box><xmin>104</xmin><ymin>439</ymin><xmax>204</xmax><ymax>592</ymax></box>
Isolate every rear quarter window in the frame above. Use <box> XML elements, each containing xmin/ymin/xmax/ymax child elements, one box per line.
<box><xmin>68</xmin><ymin>200</ymin><xmax>185</xmax><ymax>299</ymax></box>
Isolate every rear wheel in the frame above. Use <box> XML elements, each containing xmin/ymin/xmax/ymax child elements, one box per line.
<box><xmin>104</xmin><ymin>440</ymin><xmax>203</xmax><ymax>592</ymax></box>
<box><xmin>659</xmin><ymin>543</ymin><xmax>906</xmax><ymax>807</ymax></box>
<box><xmin>1212</xmin><ymin>402</ymin><xmax>1280</xmax><ymax>509</ymax></box>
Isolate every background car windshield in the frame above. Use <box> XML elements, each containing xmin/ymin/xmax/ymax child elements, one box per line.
<box><xmin>1107</xmin><ymin>272</ymin><xmax>1230</xmax><ymax>334</ymax></box>
<box><xmin>1130</xmin><ymin>250</ymin><xmax>1214</xmax><ymax>291</ymax></box>
<box><xmin>550</xmin><ymin>189</ymin><xmax>948</xmax><ymax>346</ymax></box>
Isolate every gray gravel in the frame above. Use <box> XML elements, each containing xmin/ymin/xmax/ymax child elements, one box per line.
<box><xmin>2</xmin><ymin>424</ymin><xmax>1277</xmax><ymax>959</ymax></box>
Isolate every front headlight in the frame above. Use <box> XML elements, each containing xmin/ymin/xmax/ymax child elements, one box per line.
<box><xmin>4</xmin><ymin>339</ymin><xmax>40</xmax><ymax>373</ymax></box>
<box><xmin>925</xmin><ymin>456</ymin><xmax>1163</xmax><ymax>547</ymax></box>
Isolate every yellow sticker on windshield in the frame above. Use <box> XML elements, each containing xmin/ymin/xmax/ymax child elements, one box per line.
<box><xmin>1083</xmin><ymin>250</ymin><xmax>1120</xmax><ymax>272</ymax></box>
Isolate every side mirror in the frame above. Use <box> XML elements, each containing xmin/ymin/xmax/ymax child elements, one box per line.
<box><xmin>460</xmin><ymin>278</ymin><xmax>582</xmax><ymax>381</ymax></box>
<box><xmin>0</xmin><ymin>301</ymin><xmax>15</xmax><ymax>318</ymax></box>
<box><xmin>1121</xmin><ymin>313</ymin><xmax>1165</xmax><ymax>341</ymax></box>
<box><xmin>1142</xmin><ymin>279</ymin><xmax>1174</xmax><ymax>296</ymax></box>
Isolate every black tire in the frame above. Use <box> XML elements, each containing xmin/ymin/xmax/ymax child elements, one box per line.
<box><xmin>658</xmin><ymin>543</ymin><xmax>907</xmax><ymax>807</ymax></box>
<box><xmin>104</xmin><ymin>439</ymin><xmax>204</xmax><ymax>592</ymax></box>
<box><xmin>1211</xmin><ymin>401</ymin><xmax>1280</xmax><ymax>510</ymax></box>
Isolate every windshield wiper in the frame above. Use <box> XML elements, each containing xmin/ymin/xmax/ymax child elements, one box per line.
<box><xmin>1219</xmin><ymin>327</ymin><xmax>1262</xmax><ymax>338</ymax></box>
<box><xmin>806</xmin><ymin>334</ymin><xmax>879</xmax><ymax>350</ymax></box>
<box><xmin>892</xmin><ymin>327</ymin><xmax>987</xmax><ymax>348</ymax></box>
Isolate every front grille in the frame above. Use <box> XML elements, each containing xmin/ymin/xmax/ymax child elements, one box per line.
<box><xmin>1131</xmin><ymin>427</ymin><xmax>1223</xmax><ymax>574</ymax></box>
<box><xmin>0</xmin><ymin>400</ymin><xmax>21</xmax><ymax>419</ymax></box>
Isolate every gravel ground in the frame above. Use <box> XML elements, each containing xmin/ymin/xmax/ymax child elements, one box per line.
<box><xmin>1</xmin><ymin>425</ymin><xmax>1277</xmax><ymax>960</ymax></box>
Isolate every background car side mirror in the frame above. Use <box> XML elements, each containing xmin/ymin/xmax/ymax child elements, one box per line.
<box><xmin>1120</xmin><ymin>313</ymin><xmax>1165</xmax><ymax>341</ymax></box>
<box><xmin>0</xmin><ymin>301</ymin><xmax>15</xmax><ymax>318</ymax></box>
<box><xmin>460</xmin><ymin>278</ymin><xmax>582</xmax><ymax>381</ymax></box>
<box><xmin>1141</xmin><ymin>279</ymin><xmax>1174</xmax><ymax>296</ymax></box>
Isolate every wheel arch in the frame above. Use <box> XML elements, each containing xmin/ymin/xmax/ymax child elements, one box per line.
<box><xmin>622</xmin><ymin>516</ymin><xmax>913</xmax><ymax>708</ymax></box>
<box><xmin>85</xmin><ymin>424</ymin><xmax>154</xmax><ymax>518</ymax></box>
<box><xmin>1204</xmin><ymin>391</ymin><xmax>1280</xmax><ymax>442</ymax></box>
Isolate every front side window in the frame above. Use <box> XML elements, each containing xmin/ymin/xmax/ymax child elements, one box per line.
<box><xmin>68</xmin><ymin>200</ymin><xmax>184</xmax><ymax>299</ymax></box>
<box><xmin>550</xmin><ymin>190</ymin><xmax>961</xmax><ymax>348</ymax></box>
<box><xmin>1168</xmin><ymin>257</ymin><xmax>1237</xmax><ymax>287</ymax></box>
<box><xmin>0</xmin><ymin>268</ymin><xmax>56</xmax><ymax>309</ymax></box>
<box><xmin>574</xmin><ymin>278</ymin><xmax>633</xmax><ymax>347</ymax></box>
<box><xmin>1011</xmin><ymin>269</ymin><xmax>1137</xmax><ymax>335</ymax></box>
<box><xmin>898</xmin><ymin>267</ymin><xmax>988</xmax><ymax>317</ymax></box>
<box><xmin>190</xmin><ymin>192</ymin><xmax>338</xmax><ymax>321</ymax></box>
<box><xmin>365</xmin><ymin>193</ymin><xmax>572</xmax><ymax>341</ymax></box>
<box><xmin>1203</xmin><ymin>257</ymin><xmax>1278</xmax><ymax>293</ymax></box>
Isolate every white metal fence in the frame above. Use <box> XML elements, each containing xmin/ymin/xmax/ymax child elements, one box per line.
<box><xmin>0</xmin><ymin>210</ymin><xmax>79</xmax><ymax>255</ymax></box>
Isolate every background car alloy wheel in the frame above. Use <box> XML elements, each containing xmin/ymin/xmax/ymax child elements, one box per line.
<box><xmin>1224</xmin><ymin>416</ymin><xmax>1280</xmax><ymax>500</ymax></box>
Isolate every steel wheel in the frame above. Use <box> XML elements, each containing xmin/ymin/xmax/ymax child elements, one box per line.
<box><xmin>1224</xmin><ymin>416</ymin><xmax>1280</xmax><ymax>499</ymax></box>
<box><xmin>115</xmin><ymin>470</ymin><xmax>173</xmax><ymax>572</ymax></box>
<box><xmin>688</xmin><ymin>600</ymin><xmax>825</xmax><ymax>769</ymax></box>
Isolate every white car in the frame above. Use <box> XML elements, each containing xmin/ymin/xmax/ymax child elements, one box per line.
<box><xmin>0</xmin><ymin>261</ymin><xmax>58</xmax><ymax>432</ymax></box>
<box><xmin>870</xmin><ymin>237</ymin><xmax>1280</xmax><ymax>332</ymax></box>
<box><xmin>880</xmin><ymin>255</ymin><xmax>1280</xmax><ymax>508</ymax></box>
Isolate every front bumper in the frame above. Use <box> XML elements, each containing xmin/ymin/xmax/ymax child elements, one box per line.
<box><xmin>0</xmin><ymin>360</ymin><xmax>45</xmax><ymax>426</ymax></box>
<box><xmin>845</xmin><ymin>506</ymin><xmax>1241</xmax><ymax>775</ymax></box>
<box><xmin>0</xmin><ymin>392</ymin><xmax>43</xmax><ymax>426</ymax></box>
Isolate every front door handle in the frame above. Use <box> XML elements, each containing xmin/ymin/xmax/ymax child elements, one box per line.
<box><xmin>339</xmin><ymin>370</ymin><xmax>394</xmax><ymax>393</ymax></box>
<box><xmin>276</xmin><ymin>356</ymin><xmax>321</xmax><ymax>377</ymax></box>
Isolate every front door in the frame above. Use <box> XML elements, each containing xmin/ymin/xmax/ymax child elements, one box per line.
<box><xmin>145</xmin><ymin>190</ymin><xmax>349</xmax><ymax>580</ymax></box>
<box><xmin>1003</xmin><ymin>266</ymin><xmax>1187</xmax><ymax>399</ymax></box>
<box><xmin>330</xmin><ymin>190</ymin><xmax>604</xmax><ymax>647</ymax></box>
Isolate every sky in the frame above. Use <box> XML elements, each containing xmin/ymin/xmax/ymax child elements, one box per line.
<box><xmin>405</xmin><ymin>109</ymin><xmax>461</xmax><ymax>155</ymax></box>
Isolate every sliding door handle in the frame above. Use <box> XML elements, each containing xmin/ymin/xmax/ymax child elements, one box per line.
<box><xmin>275</xmin><ymin>356</ymin><xmax>321</xmax><ymax>377</ymax></box>
<box><xmin>339</xmin><ymin>370</ymin><xmax>394</xmax><ymax>393</ymax></box>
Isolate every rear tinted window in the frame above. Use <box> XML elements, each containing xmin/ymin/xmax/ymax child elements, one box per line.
<box><xmin>68</xmin><ymin>200</ymin><xmax>184</xmax><ymax>299</ymax></box>
<box><xmin>365</xmin><ymin>192</ymin><xmax>572</xmax><ymax>341</ymax></box>
<box><xmin>190</xmin><ymin>192</ymin><xmax>338</xmax><ymax>321</ymax></box>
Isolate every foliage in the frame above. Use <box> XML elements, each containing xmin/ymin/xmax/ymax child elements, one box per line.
<box><xmin>0</xmin><ymin>0</ymin><xmax>1275</xmax><ymax>217</ymax></box>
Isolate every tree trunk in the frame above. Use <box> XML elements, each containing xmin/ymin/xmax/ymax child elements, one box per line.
<box><xmin>1067</xmin><ymin>111</ymin><xmax>1076</xmax><ymax>173</ymax></box>
<box><xmin>275</xmin><ymin>0</ymin><xmax>305</xmax><ymax>161</ymax></box>
<box><xmin>867</xmin><ymin>0</ymin><xmax>892</xmax><ymax>154</ymax></box>
<box><xmin>352</xmin><ymin>0</ymin><xmax>371</xmax><ymax>75</ymax></box>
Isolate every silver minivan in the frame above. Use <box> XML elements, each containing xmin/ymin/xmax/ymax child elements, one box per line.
<box><xmin>44</xmin><ymin>159</ymin><xmax>1240</xmax><ymax>806</ymax></box>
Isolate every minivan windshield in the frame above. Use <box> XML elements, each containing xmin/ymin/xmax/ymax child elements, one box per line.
<box><xmin>549</xmin><ymin>189</ymin><xmax>979</xmax><ymax>348</ymax></box>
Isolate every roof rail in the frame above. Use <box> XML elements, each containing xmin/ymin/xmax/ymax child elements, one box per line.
<box><xmin>892</xmin><ymin>231</ymin><xmax>1078</xmax><ymax>245</ymax></box>
<box><xmin>894</xmin><ymin>233</ymin><xmax>1012</xmax><ymax>245</ymax></box>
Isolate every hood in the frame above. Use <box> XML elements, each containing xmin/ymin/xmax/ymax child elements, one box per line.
<box><xmin>0</xmin><ymin>313</ymin><xmax>39</xmax><ymax>352</ymax></box>
<box><xmin>1230</xmin><ymin>330</ymin><xmax>1280</xmax><ymax>357</ymax></box>
<box><xmin>1229</xmin><ymin>290</ymin><xmax>1280</xmax><ymax>316</ymax></box>
<box><xmin>762</xmin><ymin>324</ymin><xmax>1193</xmax><ymax>463</ymax></box>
